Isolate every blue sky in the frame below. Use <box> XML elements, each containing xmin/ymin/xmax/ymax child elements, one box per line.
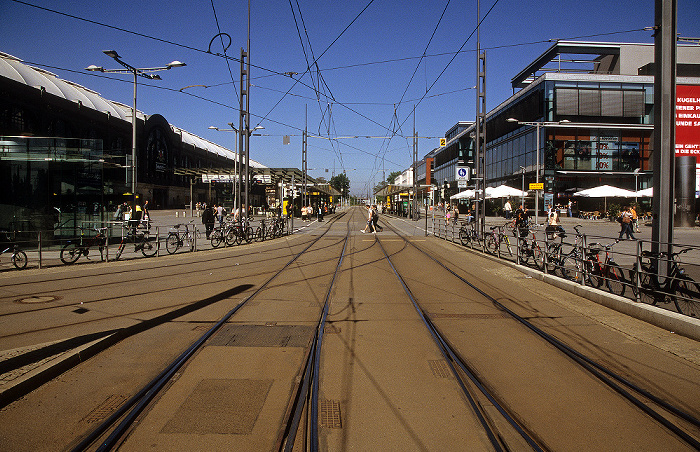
<box><xmin>2</xmin><ymin>0</ymin><xmax>699</xmax><ymax>196</ymax></box>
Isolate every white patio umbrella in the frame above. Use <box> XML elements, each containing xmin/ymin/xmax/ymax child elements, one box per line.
<box><xmin>450</xmin><ymin>189</ymin><xmax>476</xmax><ymax>200</ymax></box>
<box><xmin>573</xmin><ymin>184</ymin><xmax>637</xmax><ymax>212</ymax></box>
<box><xmin>636</xmin><ymin>187</ymin><xmax>653</xmax><ymax>197</ymax></box>
<box><xmin>485</xmin><ymin>184</ymin><xmax>528</xmax><ymax>199</ymax></box>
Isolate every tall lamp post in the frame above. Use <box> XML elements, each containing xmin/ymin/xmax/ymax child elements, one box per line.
<box><xmin>87</xmin><ymin>50</ymin><xmax>185</xmax><ymax>209</ymax></box>
<box><xmin>519</xmin><ymin>165</ymin><xmax>526</xmax><ymax>208</ymax></box>
<box><xmin>209</xmin><ymin>124</ymin><xmax>263</xmax><ymax>219</ymax></box>
<box><xmin>507</xmin><ymin>118</ymin><xmax>569</xmax><ymax>225</ymax></box>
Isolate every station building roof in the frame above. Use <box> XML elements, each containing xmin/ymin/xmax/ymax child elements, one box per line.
<box><xmin>0</xmin><ymin>51</ymin><xmax>264</xmax><ymax>168</ymax></box>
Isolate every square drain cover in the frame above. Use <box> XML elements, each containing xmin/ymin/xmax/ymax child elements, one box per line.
<box><xmin>161</xmin><ymin>379</ymin><xmax>273</xmax><ymax>434</ymax></box>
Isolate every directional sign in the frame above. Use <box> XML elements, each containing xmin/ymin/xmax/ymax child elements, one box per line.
<box><xmin>456</xmin><ymin>166</ymin><xmax>470</xmax><ymax>181</ymax></box>
<box><xmin>529</xmin><ymin>182</ymin><xmax>544</xmax><ymax>190</ymax></box>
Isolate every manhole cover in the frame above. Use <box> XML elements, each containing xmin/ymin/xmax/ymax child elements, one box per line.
<box><xmin>18</xmin><ymin>295</ymin><xmax>59</xmax><ymax>304</ymax></box>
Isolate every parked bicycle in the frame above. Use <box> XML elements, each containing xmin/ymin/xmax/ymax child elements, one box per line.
<box><xmin>542</xmin><ymin>224</ymin><xmax>584</xmax><ymax>280</ymax></box>
<box><xmin>516</xmin><ymin>223</ymin><xmax>544</xmax><ymax>270</ymax></box>
<box><xmin>458</xmin><ymin>220</ymin><xmax>479</xmax><ymax>247</ymax></box>
<box><xmin>630</xmin><ymin>247</ymin><xmax>700</xmax><ymax>317</ymax></box>
<box><xmin>115</xmin><ymin>229</ymin><xmax>158</xmax><ymax>260</ymax></box>
<box><xmin>60</xmin><ymin>227</ymin><xmax>107</xmax><ymax>265</ymax></box>
<box><xmin>166</xmin><ymin>222</ymin><xmax>195</xmax><ymax>254</ymax></box>
<box><xmin>485</xmin><ymin>222</ymin><xmax>514</xmax><ymax>256</ymax></box>
<box><xmin>1</xmin><ymin>232</ymin><xmax>27</xmax><ymax>269</ymax></box>
<box><xmin>585</xmin><ymin>240</ymin><xmax>626</xmax><ymax>296</ymax></box>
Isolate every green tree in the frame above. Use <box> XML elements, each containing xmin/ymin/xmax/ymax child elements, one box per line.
<box><xmin>386</xmin><ymin>171</ymin><xmax>402</xmax><ymax>185</ymax></box>
<box><xmin>330</xmin><ymin>172</ymin><xmax>350</xmax><ymax>198</ymax></box>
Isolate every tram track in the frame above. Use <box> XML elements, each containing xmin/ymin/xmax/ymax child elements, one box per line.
<box><xmin>67</xmin><ymin>210</ymin><xmax>355</xmax><ymax>451</ymax></box>
<box><xmin>378</xmin><ymin>217</ymin><xmax>700</xmax><ymax>450</ymax></box>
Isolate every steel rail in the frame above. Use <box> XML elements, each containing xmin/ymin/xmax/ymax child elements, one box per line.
<box><xmin>384</xmin><ymin>219</ymin><xmax>700</xmax><ymax>449</ymax></box>
<box><xmin>71</xmin><ymin>212</ymin><xmax>348</xmax><ymax>451</ymax></box>
<box><xmin>281</xmin><ymin>212</ymin><xmax>353</xmax><ymax>452</ymax></box>
<box><xmin>374</xmin><ymin>235</ymin><xmax>543</xmax><ymax>451</ymax></box>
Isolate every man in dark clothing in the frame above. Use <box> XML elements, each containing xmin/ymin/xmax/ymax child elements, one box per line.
<box><xmin>202</xmin><ymin>205</ymin><xmax>215</xmax><ymax>239</ymax></box>
<box><xmin>513</xmin><ymin>205</ymin><xmax>530</xmax><ymax>238</ymax></box>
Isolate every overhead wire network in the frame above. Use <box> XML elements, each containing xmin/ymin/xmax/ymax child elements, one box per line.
<box><xmin>10</xmin><ymin>0</ymin><xmax>653</xmax><ymax>196</ymax></box>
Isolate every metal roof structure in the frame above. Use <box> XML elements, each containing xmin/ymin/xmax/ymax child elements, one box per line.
<box><xmin>0</xmin><ymin>51</ymin><xmax>264</xmax><ymax>168</ymax></box>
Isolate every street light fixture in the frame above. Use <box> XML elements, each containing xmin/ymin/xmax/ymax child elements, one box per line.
<box><xmin>507</xmin><ymin>118</ymin><xmax>570</xmax><ymax>225</ymax></box>
<box><xmin>87</xmin><ymin>50</ymin><xmax>185</xmax><ymax>209</ymax></box>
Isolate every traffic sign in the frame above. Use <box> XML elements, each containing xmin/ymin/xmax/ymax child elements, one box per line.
<box><xmin>529</xmin><ymin>182</ymin><xmax>544</xmax><ymax>190</ymax></box>
<box><xmin>455</xmin><ymin>166</ymin><xmax>470</xmax><ymax>181</ymax></box>
<box><xmin>440</xmin><ymin>138</ymin><xmax>446</xmax><ymax>147</ymax></box>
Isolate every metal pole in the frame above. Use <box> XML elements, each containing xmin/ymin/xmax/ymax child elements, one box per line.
<box><xmin>132</xmin><ymin>70</ymin><xmax>137</xmax><ymax>209</ymax></box>
<box><xmin>535</xmin><ymin>122</ymin><xmax>540</xmax><ymax>225</ymax></box>
<box><xmin>652</xmin><ymin>0</ymin><xmax>676</xmax><ymax>256</ymax></box>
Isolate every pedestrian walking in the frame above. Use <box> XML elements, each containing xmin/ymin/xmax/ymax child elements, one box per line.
<box><xmin>372</xmin><ymin>204</ymin><xmax>383</xmax><ymax>232</ymax></box>
<box><xmin>630</xmin><ymin>205</ymin><xmax>640</xmax><ymax>233</ymax></box>
<box><xmin>202</xmin><ymin>205</ymin><xmax>215</xmax><ymax>239</ymax></box>
<box><xmin>360</xmin><ymin>205</ymin><xmax>374</xmax><ymax>233</ymax></box>
<box><xmin>618</xmin><ymin>207</ymin><xmax>636</xmax><ymax>240</ymax></box>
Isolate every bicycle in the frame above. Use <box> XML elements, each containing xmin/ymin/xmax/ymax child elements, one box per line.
<box><xmin>458</xmin><ymin>220</ymin><xmax>479</xmax><ymax>247</ymax></box>
<box><xmin>515</xmin><ymin>223</ymin><xmax>544</xmax><ymax>270</ymax></box>
<box><xmin>542</xmin><ymin>224</ymin><xmax>584</xmax><ymax>281</ymax></box>
<box><xmin>166</xmin><ymin>222</ymin><xmax>195</xmax><ymax>254</ymax></box>
<box><xmin>60</xmin><ymin>227</ymin><xmax>107</xmax><ymax>264</ymax></box>
<box><xmin>0</xmin><ymin>232</ymin><xmax>27</xmax><ymax>269</ymax></box>
<box><xmin>485</xmin><ymin>222</ymin><xmax>514</xmax><ymax>256</ymax></box>
<box><xmin>210</xmin><ymin>225</ymin><xmax>225</xmax><ymax>248</ymax></box>
<box><xmin>630</xmin><ymin>247</ymin><xmax>700</xmax><ymax>317</ymax></box>
<box><xmin>585</xmin><ymin>240</ymin><xmax>626</xmax><ymax>296</ymax></box>
<box><xmin>115</xmin><ymin>228</ymin><xmax>158</xmax><ymax>260</ymax></box>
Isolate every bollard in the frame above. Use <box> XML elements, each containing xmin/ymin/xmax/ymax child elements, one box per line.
<box><xmin>175</xmin><ymin>212</ymin><xmax>179</xmax><ymax>218</ymax></box>
<box><xmin>183</xmin><ymin>211</ymin><xmax>186</xmax><ymax>218</ymax></box>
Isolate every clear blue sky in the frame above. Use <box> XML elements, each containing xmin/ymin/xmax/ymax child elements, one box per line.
<box><xmin>2</xmin><ymin>0</ymin><xmax>699</xmax><ymax>197</ymax></box>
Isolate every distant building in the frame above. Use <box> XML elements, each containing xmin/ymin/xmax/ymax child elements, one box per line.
<box><xmin>418</xmin><ymin>41</ymin><xmax>700</xmax><ymax>216</ymax></box>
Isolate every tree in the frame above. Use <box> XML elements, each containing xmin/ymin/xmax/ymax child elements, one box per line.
<box><xmin>330</xmin><ymin>172</ymin><xmax>350</xmax><ymax>198</ymax></box>
<box><xmin>386</xmin><ymin>171</ymin><xmax>402</xmax><ymax>185</ymax></box>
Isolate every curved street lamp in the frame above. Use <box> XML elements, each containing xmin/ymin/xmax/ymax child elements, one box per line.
<box><xmin>87</xmin><ymin>50</ymin><xmax>185</xmax><ymax>208</ymax></box>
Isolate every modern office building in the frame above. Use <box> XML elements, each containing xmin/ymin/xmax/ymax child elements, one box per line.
<box><xmin>423</xmin><ymin>41</ymin><xmax>700</xmax><ymax>218</ymax></box>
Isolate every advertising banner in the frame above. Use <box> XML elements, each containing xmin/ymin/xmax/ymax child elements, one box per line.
<box><xmin>676</xmin><ymin>85</ymin><xmax>700</xmax><ymax>156</ymax></box>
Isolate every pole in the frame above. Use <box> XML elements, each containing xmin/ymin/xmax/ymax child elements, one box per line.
<box><xmin>535</xmin><ymin>122</ymin><xmax>540</xmax><ymax>225</ymax></box>
<box><xmin>132</xmin><ymin>70</ymin><xmax>137</xmax><ymax>209</ymax></box>
<box><xmin>652</xmin><ymin>0</ymin><xmax>676</xmax><ymax>254</ymax></box>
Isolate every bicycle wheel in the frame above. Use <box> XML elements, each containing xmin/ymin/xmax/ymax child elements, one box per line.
<box><xmin>558</xmin><ymin>253</ymin><xmax>582</xmax><ymax>282</ymax></box>
<box><xmin>60</xmin><ymin>243</ymin><xmax>81</xmax><ymax>264</ymax></box>
<box><xmin>485</xmin><ymin>235</ymin><xmax>499</xmax><ymax>254</ymax></box>
<box><xmin>254</xmin><ymin>227</ymin><xmax>263</xmax><ymax>242</ymax></box>
<box><xmin>211</xmin><ymin>230</ymin><xmax>223</xmax><ymax>248</ymax></box>
<box><xmin>12</xmin><ymin>250</ymin><xmax>28</xmax><ymax>269</ymax></box>
<box><xmin>141</xmin><ymin>236</ymin><xmax>158</xmax><ymax>257</ymax></box>
<box><xmin>587</xmin><ymin>260</ymin><xmax>603</xmax><ymax>288</ymax></box>
<box><xmin>672</xmin><ymin>276</ymin><xmax>700</xmax><ymax>318</ymax></box>
<box><xmin>185</xmin><ymin>233</ymin><xmax>195</xmax><ymax>252</ymax></box>
<box><xmin>165</xmin><ymin>233</ymin><xmax>180</xmax><ymax>254</ymax></box>
<box><xmin>605</xmin><ymin>262</ymin><xmax>626</xmax><ymax>296</ymax></box>
<box><xmin>459</xmin><ymin>228</ymin><xmax>470</xmax><ymax>246</ymax></box>
<box><xmin>244</xmin><ymin>226</ymin><xmax>254</xmax><ymax>244</ymax></box>
<box><xmin>531</xmin><ymin>242</ymin><xmax>545</xmax><ymax>270</ymax></box>
<box><xmin>630</xmin><ymin>264</ymin><xmax>660</xmax><ymax>305</ymax></box>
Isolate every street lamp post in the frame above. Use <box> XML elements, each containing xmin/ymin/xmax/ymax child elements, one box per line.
<box><xmin>507</xmin><ymin>118</ymin><xmax>569</xmax><ymax>225</ymax></box>
<box><xmin>87</xmin><ymin>50</ymin><xmax>185</xmax><ymax>209</ymax></box>
<box><xmin>209</xmin><ymin>124</ymin><xmax>263</xmax><ymax>220</ymax></box>
<box><xmin>519</xmin><ymin>165</ymin><xmax>526</xmax><ymax>208</ymax></box>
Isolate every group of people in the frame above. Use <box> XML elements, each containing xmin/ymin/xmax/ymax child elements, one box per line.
<box><xmin>114</xmin><ymin>200</ymin><xmax>150</xmax><ymax>231</ymax></box>
<box><xmin>360</xmin><ymin>204</ymin><xmax>382</xmax><ymax>234</ymax></box>
<box><xmin>617</xmin><ymin>205</ymin><xmax>640</xmax><ymax>240</ymax></box>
